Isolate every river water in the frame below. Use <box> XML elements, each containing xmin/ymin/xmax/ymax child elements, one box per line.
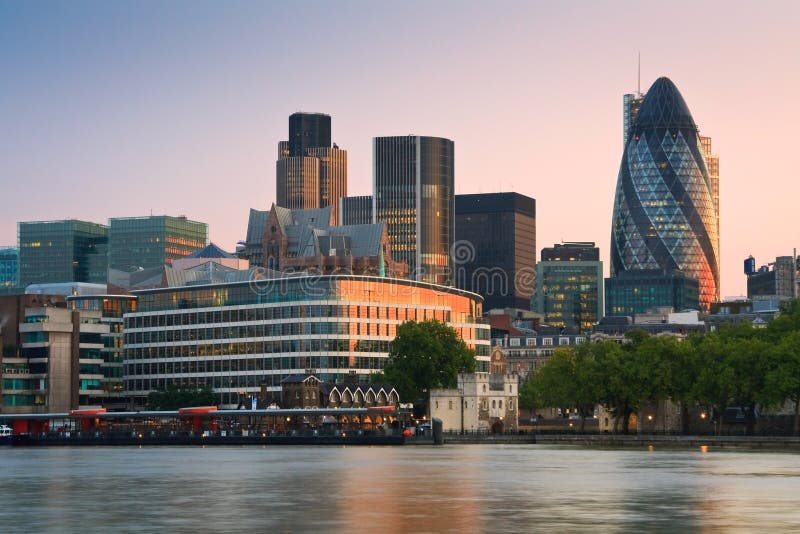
<box><xmin>1</xmin><ymin>444</ymin><xmax>799</xmax><ymax>532</ymax></box>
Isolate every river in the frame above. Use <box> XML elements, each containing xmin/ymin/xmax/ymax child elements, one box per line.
<box><xmin>1</xmin><ymin>444</ymin><xmax>799</xmax><ymax>532</ymax></box>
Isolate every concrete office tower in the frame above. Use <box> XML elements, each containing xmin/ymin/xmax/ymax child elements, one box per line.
<box><xmin>454</xmin><ymin>193</ymin><xmax>536</xmax><ymax>311</ymax></box>
<box><xmin>373</xmin><ymin>136</ymin><xmax>454</xmax><ymax>285</ymax></box>
<box><xmin>276</xmin><ymin>113</ymin><xmax>347</xmax><ymax>225</ymax></box>
<box><xmin>610</xmin><ymin>77</ymin><xmax>720</xmax><ymax>311</ymax></box>
<box><xmin>533</xmin><ymin>242</ymin><xmax>603</xmax><ymax>332</ymax></box>
<box><xmin>18</xmin><ymin>220</ymin><xmax>108</xmax><ymax>287</ymax></box>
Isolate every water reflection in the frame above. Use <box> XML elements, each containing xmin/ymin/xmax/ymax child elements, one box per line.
<box><xmin>1</xmin><ymin>445</ymin><xmax>798</xmax><ymax>532</ymax></box>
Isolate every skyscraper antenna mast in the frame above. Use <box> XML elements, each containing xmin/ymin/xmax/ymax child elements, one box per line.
<box><xmin>637</xmin><ymin>52</ymin><xmax>641</xmax><ymax>95</ymax></box>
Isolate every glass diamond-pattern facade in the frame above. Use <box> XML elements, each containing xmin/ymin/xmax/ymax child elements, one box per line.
<box><xmin>610</xmin><ymin>77</ymin><xmax>719</xmax><ymax>311</ymax></box>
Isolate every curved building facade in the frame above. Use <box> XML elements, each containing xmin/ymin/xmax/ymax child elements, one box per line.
<box><xmin>610</xmin><ymin>77</ymin><xmax>719</xmax><ymax>310</ymax></box>
<box><xmin>123</xmin><ymin>275</ymin><xmax>489</xmax><ymax>408</ymax></box>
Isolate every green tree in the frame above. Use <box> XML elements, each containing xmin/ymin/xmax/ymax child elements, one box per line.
<box><xmin>381</xmin><ymin>319</ymin><xmax>476</xmax><ymax>406</ymax></box>
<box><xmin>148</xmin><ymin>384</ymin><xmax>216</xmax><ymax>410</ymax></box>
<box><xmin>518</xmin><ymin>375</ymin><xmax>541</xmax><ymax>417</ymax></box>
<box><xmin>592</xmin><ymin>338</ymin><xmax>640</xmax><ymax>433</ymax></box>
<box><xmin>529</xmin><ymin>345</ymin><xmax>601</xmax><ymax>432</ymax></box>
<box><xmin>765</xmin><ymin>331</ymin><xmax>800</xmax><ymax>435</ymax></box>
<box><xmin>691</xmin><ymin>331</ymin><xmax>737</xmax><ymax>434</ymax></box>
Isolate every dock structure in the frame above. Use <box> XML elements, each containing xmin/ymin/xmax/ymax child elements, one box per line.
<box><xmin>0</xmin><ymin>406</ymin><xmax>404</xmax><ymax>446</ymax></box>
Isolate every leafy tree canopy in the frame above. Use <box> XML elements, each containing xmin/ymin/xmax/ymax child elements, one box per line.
<box><xmin>148</xmin><ymin>384</ymin><xmax>216</xmax><ymax>410</ymax></box>
<box><xmin>381</xmin><ymin>319</ymin><xmax>476</xmax><ymax>403</ymax></box>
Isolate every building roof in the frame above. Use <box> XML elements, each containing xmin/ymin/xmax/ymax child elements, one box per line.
<box><xmin>245</xmin><ymin>208</ymin><xmax>269</xmax><ymax>245</ymax></box>
<box><xmin>633</xmin><ymin>77</ymin><xmax>697</xmax><ymax>132</ymax></box>
<box><xmin>273</xmin><ymin>202</ymin><xmax>386</xmax><ymax>258</ymax></box>
<box><xmin>187</xmin><ymin>243</ymin><xmax>236</xmax><ymax>259</ymax></box>
<box><xmin>273</xmin><ymin>204</ymin><xmax>331</xmax><ymax>233</ymax></box>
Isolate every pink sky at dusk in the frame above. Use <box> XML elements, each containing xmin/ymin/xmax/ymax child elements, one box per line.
<box><xmin>1</xmin><ymin>1</ymin><xmax>798</xmax><ymax>298</ymax></box>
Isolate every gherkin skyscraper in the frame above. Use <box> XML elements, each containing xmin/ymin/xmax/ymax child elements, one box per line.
<box><xmin>610</xmin><ymin>77</ymin><xmax>720</xmax><ymax>311</ymax></box>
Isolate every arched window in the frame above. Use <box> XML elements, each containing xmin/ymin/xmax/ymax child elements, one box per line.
<box><xmin>499</xmin><ymin>400</ymin><xmax>503</xmax><ymax>409</ymax></box>
<box><xmin>492</xmin><ymin>400</ymin><xmax>496</xmax><ymax>409</ymax></box>
<box><xmin>482</xmin><ymin>385</ymin><xmax>487</xmax><ymax>393</ymax></box>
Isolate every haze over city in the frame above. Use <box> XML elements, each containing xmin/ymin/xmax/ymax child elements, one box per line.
<box><xmin>1</xmin><ymin>1</ymin><xmax>798</xmax><ymax>297</ymax></box>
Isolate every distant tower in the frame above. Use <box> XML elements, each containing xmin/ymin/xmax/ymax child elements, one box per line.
<box><xmin>700</xmin><ymin>135</ymin><xmax>720</xmax><ymax>270</ymax></box>
<box><xmin>610</xmin><ymin>77</ymin><xmax>720</xmax><ymax>311</ymax></box>
<box><xmin>276</xmin><ymin>113</ymin><xmax>347</xmax><ymax>225</ymax></box>
<box><xmin>622</xmin><ymin>54</ymin><xmax>644</xmax><ymax>147</ymax></box>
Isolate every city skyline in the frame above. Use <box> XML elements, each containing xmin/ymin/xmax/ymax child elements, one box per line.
<box><xmin>2</xmin><ymin>2</ymin><xmax>799</xmax><ymax>297</ymax></box>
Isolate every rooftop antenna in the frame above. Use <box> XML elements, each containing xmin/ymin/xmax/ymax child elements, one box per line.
<box><xmin>637</xmin><ymin>51</ymin><xmax>641</xmax><ymax>95</ymax></box>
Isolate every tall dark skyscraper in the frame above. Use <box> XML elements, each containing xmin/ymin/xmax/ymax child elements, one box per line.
<box><xmin>288</xmin><ymin>112</ymin><xmax>331</xmax><ymax>156</ymax></box>
<box><xmin>610</xmin><ymin>77</ymin><xmax>720</xmax><ymax>311</ymax></box>
<box><xmin>276</xmin><ymin>113</ymin><xmax>347</xmax><ymax>225</ymax></box>
<box><xmin>454</xmin><ymin>193</ymin><xmax>536</xmax><ymax>310</ymax></box>
<box><xmin>373</xmin><ymin>136</ymin><xmax>454</xmax><ymax>285</ymax></box>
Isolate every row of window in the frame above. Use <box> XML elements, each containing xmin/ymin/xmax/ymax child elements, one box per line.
<box><xmin>124</xmin><ymin>322</ymin><xmax>405</xmax><ymax>345</ymax></box>
<box><xmin>125</xmin><ymin>355</ymin><xmax>388</xmax><ymax>377</ymax></box>
<box><xmin>125</xmin><ymin>304</ymin><xmax>452</xmax><ymax>329</ymax></box>
<box><xmin>125</xmin><ymin>338</ymin><xmax>491</xmax><ymax>360</ymax></box>
<box><xmin>435</xmin><ymin>398</ymin><xmax>515</xmax><ymax>411</ymax></box>
<box><xmin>493</xmin><ymin>337</ymin><xmax>586</xmax><ymax>347</ymax></box>
<box><xmin>125</xmin><ymin>339</ymin><xmax>394</xmax><ymax>360</ymax></box>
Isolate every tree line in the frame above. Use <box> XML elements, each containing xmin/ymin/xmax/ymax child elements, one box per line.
<box><xmin>520</xmin><ymin>299</ymin><xmax>800</xmax><ymax>435</ymax></box>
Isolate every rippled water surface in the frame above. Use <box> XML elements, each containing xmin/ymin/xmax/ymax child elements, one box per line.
<box><xmin>2</xmin><ymin>445</ymin><xmax>799</xmax><ymax>532</ymax></box>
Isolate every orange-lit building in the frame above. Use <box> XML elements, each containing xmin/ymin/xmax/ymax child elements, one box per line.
<box><xmin>123</xmin><ymin>275</ymin><xmax>490</xmax><ymax>408</ymax></box>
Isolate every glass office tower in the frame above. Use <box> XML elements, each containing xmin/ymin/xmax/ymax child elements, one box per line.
<box><xmin>533</xmin><ymin>242</ymin><xmax>602</xmax><ymax>332</ymax></box>
<box><xmin>373</xmin><ymin>136</ymin><xmax>454</xmax><ymax>285</ymax></box>
<box><xmin>610</xmin><ymin>77</ymin><xmax>720</xmax><ymax>311</ymax></box>
<box><xmin>18</xmin><ymin>220</ymin><xmax>108</xmax><ymax>286</ymax></box>
<box><xmin>108</xmin><ymin>215</ymin><xmax>207</xmax><ymax>272</ymax></box>
<box><xmin>0</xmin><ymin>247</ymin><xmax>19</xmax><ymax>290</ymax></box>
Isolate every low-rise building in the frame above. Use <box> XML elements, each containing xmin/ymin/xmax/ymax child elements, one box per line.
<box><xmin>123</xmin><ymin>273</ymin><xmax>489</xmax><ymax>408</ymax></box>
<box><xmin>430</xmin><ymin>352</ymin><xmax>518</xmax><ymax>433</ymax></box>
<box><xmin>491</xmin><ymin>331</ymin><xmax>587</xmax><ymax>380</ymax></box>
<box><xmin>279</xmin><ymin>373</ymin><xmax>399</xmax><ymax>409</ymax></box>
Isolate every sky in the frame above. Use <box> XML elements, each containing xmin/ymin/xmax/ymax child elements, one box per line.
<box><xmin>1</xmin><ymin>1</ymin><xmax>798</xmax><ymax>298</ymax></box>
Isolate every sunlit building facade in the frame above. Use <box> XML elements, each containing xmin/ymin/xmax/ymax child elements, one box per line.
<box><xmin>108</xmin><ymin>215</ymin><xmax>208</xmax><ymax>272</ymax></box>
<box><xmin>610</xmin><ymin>77</ymin><xmax>720</xmax><ymax>311</ymax></box>
<box><xmin>123</xmin><ymin>275</ymin><xmax>489</xmax><ymax>408</ymax></box>
<box><xmin>373</xmin><ymin>136</ymin><xmax>454</xmax><ymax>285</ymax></box>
